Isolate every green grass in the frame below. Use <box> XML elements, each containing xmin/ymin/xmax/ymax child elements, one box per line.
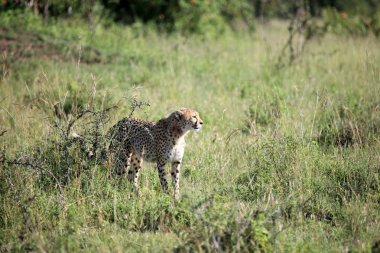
<box><xmin>1</xmin><ymin>11</ymin><xmax>380</xmax><ymax>252</ymax></box>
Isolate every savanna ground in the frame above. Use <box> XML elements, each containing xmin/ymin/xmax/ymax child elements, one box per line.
<box><xmin>0</xmin><ymin>11</ymin><xmax>380</xmax><ymax>252</ymax></box>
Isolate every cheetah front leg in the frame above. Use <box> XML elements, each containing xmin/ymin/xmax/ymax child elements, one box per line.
<box><xmin>157</xmin><ymin>162</ymin><xmax>169</xmax><ymax>194</ymax></box>
<box><xmin>171</xmin><ymin>161</ymin><xmax>181</xmax><ymax>200</ymax></box>
<box><xmin>128</xmin><ymin>153</ymin><xmax>143</xmax><ymax>195</ymax></box>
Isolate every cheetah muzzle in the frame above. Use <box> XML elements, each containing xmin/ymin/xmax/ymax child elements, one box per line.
<box><xmin>108</xmin><ymin>108</ymin><xmax>203</xmax><ymax>200</ymax></box>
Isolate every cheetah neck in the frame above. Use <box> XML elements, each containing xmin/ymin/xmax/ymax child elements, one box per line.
<box><xmin>169</xmin><ymin>125</ymin><xmax>184</xmax><ymax>138</ymax></box>
<box><xmin>156</xmin><ymin>117</ymin><xmax>189</xmax><ymax>140</ymax></box>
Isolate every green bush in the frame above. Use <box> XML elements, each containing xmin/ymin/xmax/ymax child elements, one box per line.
<box><xmin>100</xmin><ymin>0</ymin><xmax>255</xmax><ymax>35</ymax></box>
<box><xmin>0</xmin><ymin>0</ymin><xmax>96</xmax><ymax>18</ymax></box>
<box><xmin>1</xmin><ymin>0</ymin><xmax>255</xmax><ymax>35</ymax></box>
<box><xmin>322</xmin><ymin>7</ymin><xmax>380</xmax><ymax>36</ymax></box>
<box><xmin>174</xmin><ymin>0</ymin><xmax>254</xmax><ymax>35</ymax></box>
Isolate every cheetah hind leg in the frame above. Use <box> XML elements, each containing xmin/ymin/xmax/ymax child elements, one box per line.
<box><xmin>114</xmin><ymin>149</ymin><xmax>132</xmax><ymax>175</ymax></box>
<box><xmin>128</xmin><ymin>153</ymin><xmax>143</xmax><ymax>196</ymax></box>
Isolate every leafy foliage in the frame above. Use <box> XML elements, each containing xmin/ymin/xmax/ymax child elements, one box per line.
<box><xmin>3</xmin><ymin>0</ymin><xmax>380</xmax><ymax>36</ymax></box>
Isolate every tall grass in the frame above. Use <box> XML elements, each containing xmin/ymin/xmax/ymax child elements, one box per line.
<box><xmin>1</xmin><ymin>12</ymin><xmax>379</xmax><ymax>252</ymax></box>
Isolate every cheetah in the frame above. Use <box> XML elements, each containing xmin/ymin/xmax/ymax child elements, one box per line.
<box><xmin>108</xmin><ymin>108</ymin><xmax>203</xmax><ymax>199</ymax></box>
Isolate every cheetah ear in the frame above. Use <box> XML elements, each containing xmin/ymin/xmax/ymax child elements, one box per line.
<box><xmin>174</xmin><ymin>110</ymin><xmax>184</xmax><ymax>120</ymax></box>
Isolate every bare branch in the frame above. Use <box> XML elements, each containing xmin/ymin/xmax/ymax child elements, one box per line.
<box><xmin>65</xmin><ymin>105</ymin><xmax>117</xmax><ymax>138</ymax></box>
<box><xmin>66</xmin><ymin>109</ymin><xmax>92</xmax><ymax>138</ymax></box>
<box><xmin>129</xmin><ymin>98</ymin><xmax>150</xmax><ymax>118</ymax></box>
<box><xmin>0</xmin><ymin>157</ymin><xmax>43</xmax><ymax>169</ymax></box>
<box><xmin>277</xmin><ymin>1</ymin><xmax>315</xmax><ymax>66</ymax></box>
<box><xmin>0</xmin><ymin>129</ymin><xmax>7</xmax><ymax>137</ymax></box>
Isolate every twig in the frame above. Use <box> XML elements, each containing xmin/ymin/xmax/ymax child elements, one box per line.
<box><xmin>0</xmin><ymin>156</ymin><xmax>63</xmax><ymax>193</ymax></box>
<box><xmin>66</xmin><ymin>110</ymin><xmax>92</xmax><ymax>138</ymax></box>
<box><xmin>65</xmin><ymin>105</ymin><xmax>118</xmax><ymax>138</ymax></box>
<box><xmin>128</xmin><ymin>98</ymin><xmax>150</xmax><ymax>118</ymax></box>
<box><xmin>0</xmin><ymin>129</ymin><xmax>7</xmax><ymax>137</ymax></box>
<box><xmin>0</xmin><ymin>159</ymin><xmax>42</xmax><ymax>169</ymax></box>
<box><xmin>225</xmin><ymin>128</ymin><xmax>240</xmax><ymax>145</ymax></box>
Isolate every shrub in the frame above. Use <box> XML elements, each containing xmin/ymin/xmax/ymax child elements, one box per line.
<box><xmin>322</xmin><ymin>7</ymin><xmax>380</xmax><ymax>36</ymax></box>
<box><xmin>175</xmin><ymin>201</ymin><xmax>271</xmax><ymax>252</ymax></box>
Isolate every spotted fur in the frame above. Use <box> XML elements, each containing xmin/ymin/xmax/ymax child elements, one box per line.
<box><xmin>108</xmin><ymin>108</ymin><xmax>203</xmax><ymax>199</ymax></box>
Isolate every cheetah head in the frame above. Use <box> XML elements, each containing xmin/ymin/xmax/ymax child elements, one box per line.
<box><xmin>173</xmin><ymin>108</ymin><xmax>203</xmax><ymax>132</ymax></box>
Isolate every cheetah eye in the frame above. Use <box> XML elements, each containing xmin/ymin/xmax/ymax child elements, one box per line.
<box><xmin>192</xmin><ymin>116</ymin><xmax>197</xmax><ymax>118</ymax></box>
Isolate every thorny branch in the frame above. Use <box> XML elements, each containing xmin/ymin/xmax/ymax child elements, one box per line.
<box><xmin>0</xmin><ymin>157</ymin><xmax>42</xmax><ymax>169</ymax></box>
<box><xmin>66</xmin><ymin>105</ymin><xmax>118</xmax><ymax>138</ymax></box>
<box><xmin>0</xmin><ymin>96</ymin><xmax>149</xmax><ymax>189</ymax></box>
<box><xmin>129</xmin><ymin>98</ymin><xmax>150</xmax><ymax>118</ymax></box>
<box><xmin>0</xmin><ymin>105</ymin><xmax>117</xmax><ymax>188</ymax></box>
<box><xmin>0</xmin><ymin>151</ymin><xmax>63</xmax><ymax>192</ymax></box>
